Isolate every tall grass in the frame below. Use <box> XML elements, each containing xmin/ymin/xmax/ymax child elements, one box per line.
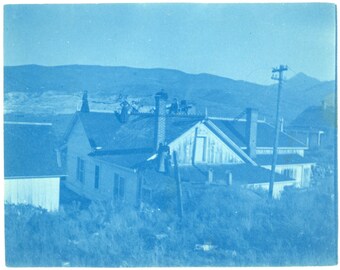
<box><xmin>5</xmin><ymin>185</ymin><xmax>337</xmax><ymax>266</ymax></box>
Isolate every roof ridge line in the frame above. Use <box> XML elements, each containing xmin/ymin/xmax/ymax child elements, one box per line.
<box><xmin>208</xmin><ymin>116</ymin><xmax>266</xmax><ymax>123</ymax></box>
<box><xmin>204</xmin><ymin>119</ymin><xmax>257</xmax><ymax>166</ymax></box>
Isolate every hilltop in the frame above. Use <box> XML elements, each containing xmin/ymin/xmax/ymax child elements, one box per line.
<box><xmin>4</xmin><ymin>65</ymin><xmax>335</xmax><ymax>122</ymax></box>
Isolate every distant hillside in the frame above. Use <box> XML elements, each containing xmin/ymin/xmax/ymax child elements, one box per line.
<box><xmin>4</xmin><ymin>65</ymin><xmax>335</xmax><ymax>122</ymax></box>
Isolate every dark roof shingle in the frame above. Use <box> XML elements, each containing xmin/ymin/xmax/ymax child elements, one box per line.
<box><xmin>179</xmin><ymin>163</ymin><xmax>292</xmax><ymax>184</ymax></box>
<box><xmin>78</xmin><ymin>112</ymin><xmax>203</xmax><ymax>151</ymax></box>
<box><xmin>77</xmin><ymin>112</ymin><xmax>306</xmax><ymax>153</ymax></box>
<box><xmin>289</xmin><ymin>105</ymin><xmax>336</xmax><ymax>131</ymax></box>
<box><xmin>5</xmin><ymin>122</ymin><xmax>63</xmax><ymax>178</ymax></box>
<box><xmin>211</xmin><ymin>119</ymin><xmax>306</xmax><ymax>148</ymax></box>
<box><xmin>66</xmin><ymin>111</ymin><xmax>310</xmax><ymax>171</ymax></box>
<box><xmin>4</xmin><ymin>113</ymin><xmax>74</xmax><ymax>141</ymax></box>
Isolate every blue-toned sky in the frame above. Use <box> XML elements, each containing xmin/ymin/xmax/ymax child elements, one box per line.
<box><xmin>4</xmin><ymin>3</ymin><xmax>336</xmax><ymax>85</ymax></box>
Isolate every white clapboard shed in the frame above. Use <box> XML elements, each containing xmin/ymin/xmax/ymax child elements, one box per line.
<box><xmin>4</xmin><ymin>122</ymin><xmax>63</xmax><ymax>211</ymax></box>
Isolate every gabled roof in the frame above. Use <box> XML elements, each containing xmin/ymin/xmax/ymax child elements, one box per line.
<box><xmin>255</xmin><ymin>154</ymin><xmax>315</xmax><ymax>166</ymax></box>
<box><xmin>67</xmin><ymin>111</ymin><xmax>203</xmax><ymax>151</ymax></box>
<box><xmin>65</xmin><ymin>112</ymin><xmax>307</xmax><ymax>152</ymax></box>
<box><xmin>204</xmin><ymin>120</ymin><xmax>256</xmax><ymax>165</ymax></box>
<box><xmin>289</xmin><ymin>105</ymin><xmax>336</xmax><ymax>131</ymax></box>
<box><xmin>4</xmin><ymin>122</ymin><xmax>64</xmax><ymax>178</ymax></box>
<box><xmin>64</xmin><ymin>111</ymin><xmax>309</xmax><ymax>169</ymax></box>
<box><xmin>62</xmin><ymin>112</ymin><xmax>204</xmax><ymax>169</ymax></box>
<box><xmin>5</xmin><ymin>113</ymin><xmax>75</xmax><ymax>141</ymax></box>
<box><xmin>210</xmin><ymin>119</ymin><xmax>306</xmax><ymax>148</ymax></box>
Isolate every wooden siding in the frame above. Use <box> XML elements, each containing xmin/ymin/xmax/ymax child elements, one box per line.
<box><xmin>261</xmin><ymin>164</ymin><xmax>313</xmax><ymax>188</ymax></box>
<box><xmin>65</xmin><ymin>118</ymin><xmax>93</xmax><ymax>194</ymax></box>
<box><xmin>65</xmin><ymin>118</ymin><xmax>138</xmax><ymax>206</ymax></box>
<box><xmin>170</xmin><ymin>123</ymin><xmax>244</xmax><ymax>165</ymax></box>
<box><xmin>5</xmin><ymin>177</ymin><xmax>60</xmax><ymax>212</ymax></box>
<box><xmin>66</xmin><ymin>157</ymin><xmax>138</xmax><ymax>206</ymax></box>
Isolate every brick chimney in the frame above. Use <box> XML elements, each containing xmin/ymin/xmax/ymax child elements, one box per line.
<box><xmin>80</xmin><ymin>91</ymin><xmax>90</xmax><ymax>112</ymax></box>
<box><xmin>245</xmin><ymin>108</ymin><xmax>258</xmax><ymax>159</ymax></box>
<box><xmin>154</xmin><ymin>91</ymin><xmax>168</xmax><ymax>151</ymax></box>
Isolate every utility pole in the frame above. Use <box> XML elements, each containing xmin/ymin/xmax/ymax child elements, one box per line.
<box><xmin>268</xmin><ymin>65</ymin><xmax>288</xmax><ymax>199</ymax></box>
<box><xmin>173</xmin><ymin>151</ymin><xmax>183</xmax><ymax>219</ymax></box>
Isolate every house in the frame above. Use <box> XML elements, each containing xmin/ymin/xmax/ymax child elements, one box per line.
<box><xmin>287</xmin><ymin>97</ymin><xmax>336</xmax><ymax>149</ymax></box>
<box><xmin>60</xmin><ymin>91</ymin><xmax>314</xmax><ymax>205</ymax></box>
<box><xmin>4</xmin><ymin>122</ymin><xmax>63</xmax><ymax>211</ymax></box>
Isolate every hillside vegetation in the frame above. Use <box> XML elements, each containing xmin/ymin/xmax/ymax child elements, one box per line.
<box><xmin>5</xmin><ymin>185</ymin><xmax>337</xmax><ymax>267</ymax></box>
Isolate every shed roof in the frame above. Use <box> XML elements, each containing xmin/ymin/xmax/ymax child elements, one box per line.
<box><xmin>179</xmin><ymin>164</ymin><xmax>291</xmax><ymax>184</ymax></box>
<box><xmin>4</xmin><ymin>122</ymin><xmax>64</xmax><ymax>178</ymax></box>
<box><xmin>138</xmin><ymin>162</ymin><xmax>291</xmax><ymax>188</ymax></box>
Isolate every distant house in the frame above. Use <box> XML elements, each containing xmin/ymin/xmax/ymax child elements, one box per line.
<box><xmin>4</xmin><ymin>122</ymin><xmax>63</xmax><ymax>211</ymax></box>
<box><xmin>60</xmin><ymin>92</ymin><xmax>314</xmax><ymax>204</ymax></box>
<box><xmin>287</xmin><ymin>98</ymin><xmax>336</xmax><ymax>149</ymax></box>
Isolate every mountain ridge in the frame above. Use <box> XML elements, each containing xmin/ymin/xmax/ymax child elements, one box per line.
<box><xmin>4</xmin><ymin>65</ymin><xmax>335</xmax><ymax>122</ymax></box>
<box><xmin>5</xmin><ymin>64</ymin><xmax>326</xmax><ymax>87</ymax></box>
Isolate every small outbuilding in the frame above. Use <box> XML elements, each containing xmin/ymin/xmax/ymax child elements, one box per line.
<box><xmin>4</xmin><ymin>122</ymin><xmax>63</xmax><ymax>211</ymax></box>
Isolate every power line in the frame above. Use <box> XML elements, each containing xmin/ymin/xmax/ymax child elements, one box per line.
<box><xmin>287</xmin><ymin>66</ymin><xmax>299</xmax><ymax>75</ymax></box>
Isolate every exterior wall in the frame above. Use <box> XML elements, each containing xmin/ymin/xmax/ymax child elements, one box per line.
<box><xmin>65</xmin><ymin>117</ymin><xmax>314</xmax><ymax>206</ymax></box>
<box><xmin>65</xmin><ymin>119</ymin><xmax>138</xmax><ymax>206</ymax></box>
<box><xmin>287</xmin><ymin>129</ymin><xmax>334</xmax><ymax>149</ymax></box>
<box><xmin>65</xmin><ymin>119</ymin><xmax>93</xmax><ymax>194</ymax></box>
<box><xmin>169</xmin><ymin>123</ymin><xmax>244</xmax><ymax>165</ymax></box>
<box><xmin>261</xmin><ymin>163</ymin><xmax>313</xmax><ymax>188</ymax></box>
<box><xmin>5</xmin><ymin>177</ymin><xmax>60</xmax><ymax>212</ymax></box>
<box><xmin>256</xmin><ymin>148</ymin><xmax>305</xmax><ymax>156</ymax></box>
<box><xmin>68</xmin><ymin>158</ymin><xmax>138</xmax><ymax>207</ymax></box>
<box><xmin>246</xmin><ymin>180</ymin><xmax>296</xmax><ymax>199</ymax></box>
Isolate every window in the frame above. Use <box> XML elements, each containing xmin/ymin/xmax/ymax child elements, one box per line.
<box><xmin>114</xmin><ymin>173</ymin><xmax>125</xmax><ymax>201</ymax></box>
<box><xmin>76</xmin><ymin>158</ymin><xmax>85</xmax><ymax>183</ymax></box>
<box><xmin>94</xmin><ymin>165</ymin><xmax>100</xmax><ymax>189</ymax></box>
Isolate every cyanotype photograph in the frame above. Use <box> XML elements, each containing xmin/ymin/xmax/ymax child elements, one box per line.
<box><xmin>3</xmin><ymin>2</ymin><xmax>337</xmax><ymax>267</ymax></box>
